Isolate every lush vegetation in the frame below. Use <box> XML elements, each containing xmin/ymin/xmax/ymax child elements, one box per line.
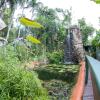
<box><xmin>34</xmin><ymin>64</ymin><xmax>79</xmax><ymax>100</ymax></box>
<box><xmin>47</xmin><ymin>50</ymin><xmax>64</xmax><ymax>64</ymax></box>
<box><xmin>0</xmin><ymin>0</ymin><xmax>99</xmax><ymax>99</ymax></box>
<box><xmin>78</xmin><ymin>18</ymin><xmax>94</xmax><ymax>46</ymax></box>
<box><xmin>92</xmin><ymin>31</ymin><xmax>100</xmax><ymax>47</ymax></box>
<box><xmin>0</xmin><ymin>44</ymin><xmax>49</xmax><ymax>100</ymax></box>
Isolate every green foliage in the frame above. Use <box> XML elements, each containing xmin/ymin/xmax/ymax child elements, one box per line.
<box><xmin>92</xmin><ymin>33</ymin><xmax>100</xmax><ymax>47</ymax></box>
<box><xmin>42</xmin><ymin>80</ymin><xmax>73</xmax><ymax>100</ymax></box>
<box><xmin>3</xmin><ymin>8</ymin><xmax>11</xmax><ymax>24</ymax></box>
<box><xmin>92</xmin><ymin>0</ymin><xmax>100</xmax><ymax>4</ymax></box>
<box><xmin>0</xmin><ymin>45</ymin><xmax>49</xmax><ymax>100</ymax></box>
<box><xmin>0</xmin><ymin>63</ymin><xmax>49</xmax><ymax>100</ymax></box>
<box><xmin>35</xmin><ymin>6</ymin><xmax>72</xmax><ymax>51</ymax></box>
<box><xmin>0</xmin><ymin>0</ymin><xmax>36</xmax><ymax>10</ymax></box>
<box><xmin>14</xmin><ymin>40</ymin><xmax>40</xmax><ymax>62</ymax></box>
<box><xmin>0</xmin><ymin>43</ymin><xmax>29</xmax><ymax>63</ymax></box>
<box><xmin>0</xmin><ymin>45</ymin><xmax>20</xmax><ymax>66</ymax></box>
<box><xmin>78</xmin><ymin>18</ymin><xmax>94</xmax><ymax>46</ymax></box>
<box><xmin>35</xmin><ymin>64</ymin><xmax>79</xmax><ymax>81</ymax></box>
<box><xmin>47</xmin><ymin>51</ymin><xmax>63</xmax><ymax>64</ymax></box>
<box><xmin>8</xmin><ymin>28</ymin><xmax>18</xmax><ymax>42</ymax></box>
<box><xmin>15</xmin><ymin>44</ymin><xmax>30</xmax><ymax>62</ymax></box>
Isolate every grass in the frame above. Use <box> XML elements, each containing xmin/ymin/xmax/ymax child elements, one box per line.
<box><xmin>0</xmin><ymin>44</ymin><xmax>49</xmax><ymax>100</ymax></box>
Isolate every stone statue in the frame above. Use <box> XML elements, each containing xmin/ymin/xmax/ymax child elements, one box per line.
<box><xmin>64</xmin><ymin>25</ymin><xmax>85</xmax><ymax>64</ymax></box>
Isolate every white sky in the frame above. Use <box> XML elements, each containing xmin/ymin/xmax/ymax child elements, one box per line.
<box><xmin>37</xmin><ymin>0</ymin><xmax>100</xmax><ymax>29</ymax></box>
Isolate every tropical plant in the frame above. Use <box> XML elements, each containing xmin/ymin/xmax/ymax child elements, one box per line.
<box><xmin>92</xmin><ymin>0</ymin><xmax>100</xmax><ymax>4</ymax></box>
<box><xmin>19</xmin><ymin>17</ymin><xmax>43</xmax><ymax>44</ymax></box>
<box><xmin>47</xmin><ymin>50</ymin><xmax>63</xmax><ymax>64</ymax></box>
<box><xmin>0</xmin><ymin>62</ymin><xmax>49</xmax><ymax>100</ymax></box>
<box><xmin>0</xmin><ymin>44</ymin><xmax>49</xmax><ymax>100</ymax></box>
<box><xmin>92</xmin><ymin>32</ymin><xmax>100</xmax><ymax>47</ymax></box>
<box><xmin>78</xmin><ymin>18</ymin><xmax>95</xmax><ymax>46</ymax></box>
<box><xmin>35</xmin><ymin>6</ymin><xmax>72</xmax><ymax>52</ymax></box>
<box><xmin>0</xmin><ymin>0</ymin><xmax>36</xmax><ymax>10</ymax></box>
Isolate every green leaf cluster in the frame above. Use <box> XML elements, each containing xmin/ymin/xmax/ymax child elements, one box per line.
<box><xmin>78</xmin><ymin>18</ymin><xmax>94</xmax><ymax>46</ymax></box>
<box><xmin>47</xmin><ymin>51</ymin><xmax>63</xmax><ymax>64</ymax></box>
<box><xmin>0</xmin><ymin>45</ymin><xmax>49</xmax><ymax>100</ymax></box>
<box><xmin>0</xmin><ymin>64</ymin><xmax>49</xmax><ymax>100</ymax></box>
<box><xmin>92</xmin><ymin>33</ymin><xmax>100</xmax><ymax>47</ymax></box>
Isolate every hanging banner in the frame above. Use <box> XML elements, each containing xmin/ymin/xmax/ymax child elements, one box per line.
<box><xmin>19</xmin><ymin>17</ymin><xmax>44</xmax><ymax>28</ymax></box>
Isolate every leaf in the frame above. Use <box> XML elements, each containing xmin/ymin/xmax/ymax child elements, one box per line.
<box><xmin>96</xmin><ymin>0</ymin><xmax>100</xmax><ymax>3</ymax></box>
<box><xmin>92</xmin><ymin>0</ymin><xmax>100</xmax><ymax>4</ymax></box>
<box><xmin>19</xmin><ymin>17</ymin><xmax>44</xmax><ymax>28</ymax></box>
<box><xmin>26</xmin><ymin>35</ymin><xmax>41</xmax><ymax>44</ymax></box>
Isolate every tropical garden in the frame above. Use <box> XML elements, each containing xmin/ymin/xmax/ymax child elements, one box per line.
<box><xmin>0</xmin><ymin>0</ymin><xmax>100</xmax><ymax>100</ymax></box>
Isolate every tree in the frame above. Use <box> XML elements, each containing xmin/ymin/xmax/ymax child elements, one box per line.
<box><xmin>35</xmin><ymin>6</ymin><xmax>59</xmax><ymax>51</ymax></box>
<box><xmin>56</xmin><ymin>8</ymin><xmax>72</xmax><ymax>28</ymax></box>
<box><xmin>92</xmin><ymin>30</ymin><xmax>100</xmax><ymax>47</ymax></box>
<box><xmin>0</xmin><ymin>0</ymin><xmax>37</xmax><ymax>42</ymax></box>
<box><xmin>0</xmin><ymin>0</ymin><xmax>36</xmax><ymax>10</ymax></box>
<box><xmin>78</xmin><ymin>18</ymin><xmax>95</xmax><ymax>46</ymax></box>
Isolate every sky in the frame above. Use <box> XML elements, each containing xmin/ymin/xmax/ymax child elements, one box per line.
<box><xmin>37</xmin><ymin>0</ymin><xmax>100</xmax><ymax>29</ymax></box>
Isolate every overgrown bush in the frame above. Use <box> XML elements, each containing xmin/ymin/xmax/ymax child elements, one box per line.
<box><xmin>0</xmin><ymin>45</ymin><xmax>49</xmax><ymax>100</ymax></box>
<box><xmin>92</xmin><ymin>33</ymin><xmax>100</xmax><ymax>47</ymax></box>
<box><xmin>13</xmin><ymin>40</ymin><xmax>33</xmax><ymax>62</ymax></box>
<box><xmin>0</xmin><ymin>44</ymin><xmax>20</xmax><ymax>66</ymax></box>
<box><xmin>47</xmin><ymin>50</ymin><xmax>63</xmax><ymax>64</ymax></box>
<box><xmin>0</xmin><ymin>63</ymin><xmax>49</xmax><ymax>100</ymax></box>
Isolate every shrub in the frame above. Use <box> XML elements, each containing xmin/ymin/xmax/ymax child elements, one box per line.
<box><xmin>0</xmin><ymin>44</ymin><xmax>20</xmax><ymax>66</ymax></box>
<box><xmin>47</xmin><ymin>50</ymin><xmax>63</xmax><ymax>64</ymax></box>
<box><xmin>92</xmin><ymin>33</ymin><xmax>100</xmax><ymax>47</ymax></box>
<box><xmin>0</xmin><ymin>45</ymin><xmax>49</xmax><ymax>100</ymax></box>
<box><xmin>0</xmin><ymin>63</ymin><xmax>49</xmax><ymax>100</ymax></box>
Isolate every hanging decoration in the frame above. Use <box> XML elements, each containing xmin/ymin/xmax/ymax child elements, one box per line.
<box><xmin>19</xmin><ymin>17</ymin><xmax>44</xmax><ymax>28</ymax></box>
<box><xmin>26</xmin><ymin>34</ymin><xmax>41</xmax><ymax>44</ymax></box>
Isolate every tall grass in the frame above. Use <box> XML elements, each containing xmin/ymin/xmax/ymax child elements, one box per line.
<box><xmin>0</xmin><ymin>44</ymin><xmax>49</xmax><ymax>100</ymax></box>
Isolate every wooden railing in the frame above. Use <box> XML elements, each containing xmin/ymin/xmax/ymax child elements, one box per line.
<box><xmin>70</xmin><ymin>61</ymin><xmax>85</xmax><ymax>100</ymax></box>
<box><xmin>85</xmin><ymin>55</ymin><xmax>100</xmax><ymax>100</ymax></box>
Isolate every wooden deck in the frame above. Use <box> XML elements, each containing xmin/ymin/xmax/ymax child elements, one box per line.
<box><xmin>83</xmin><ymin>71</ymin><xmax>94</xmax><ymax>100</ymax></box>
